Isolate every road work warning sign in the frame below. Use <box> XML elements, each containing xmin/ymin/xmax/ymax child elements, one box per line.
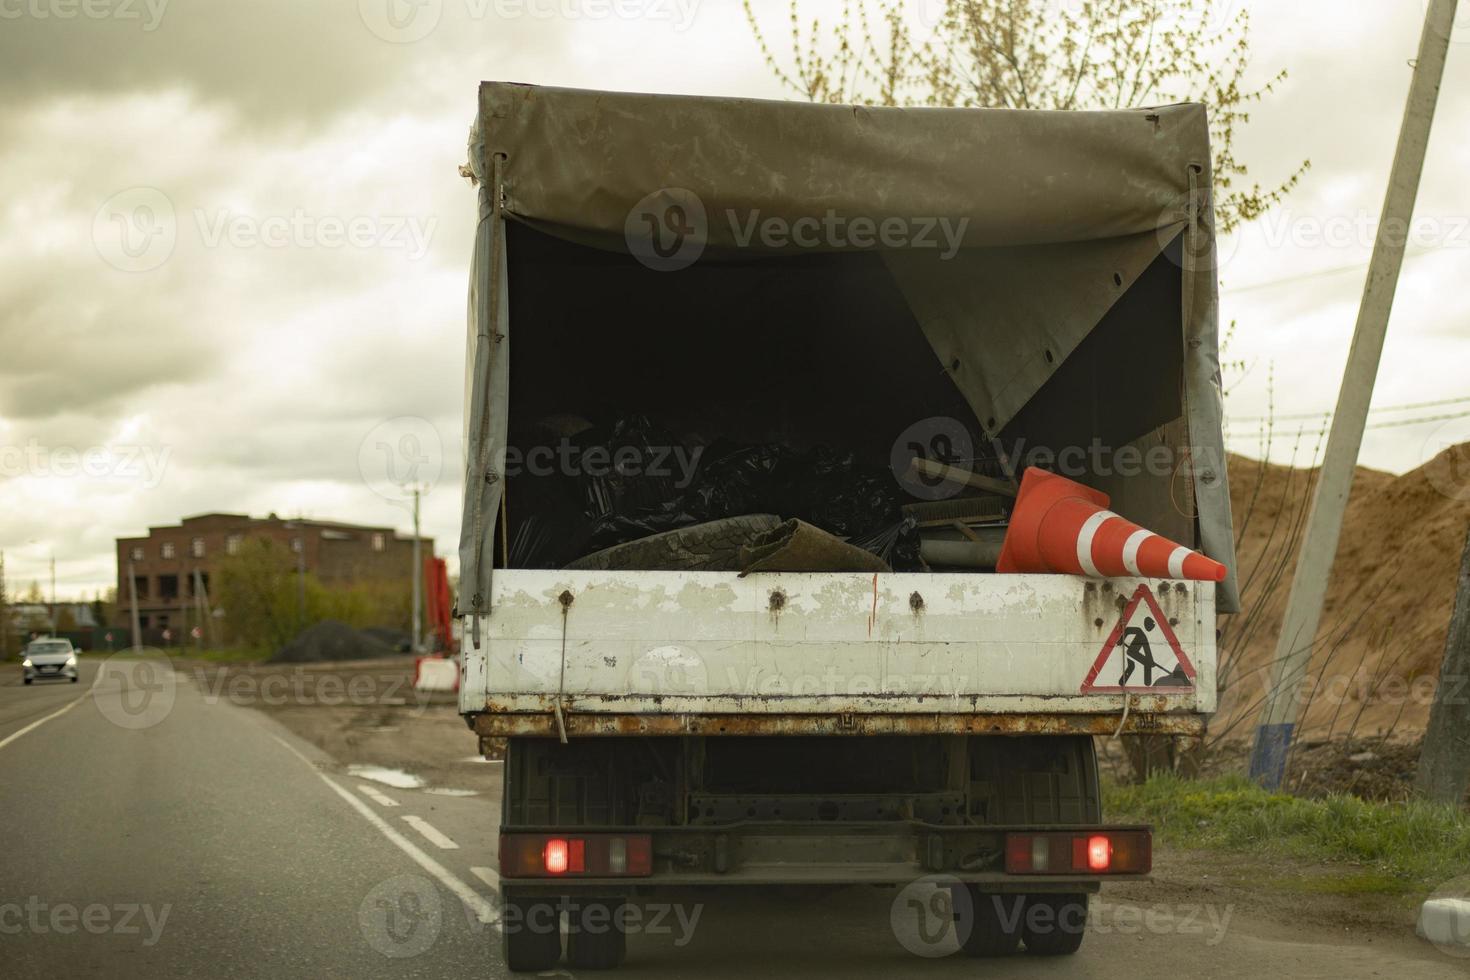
<box><xmin>1082</xmin><ymin>585</ymin><xmax>1196</xmax><ymax>694</ymax></box>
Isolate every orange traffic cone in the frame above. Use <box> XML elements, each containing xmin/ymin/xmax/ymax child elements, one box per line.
<box><xmin>996</xmin><ymin>467</ymin><xmax>1227</xmax><ymax>582</ymax></box>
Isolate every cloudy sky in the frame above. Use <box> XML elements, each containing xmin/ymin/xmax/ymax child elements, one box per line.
<box><xmin>1</xmin><ymin>0</ymin><xmax>1466</xmax><ymax>598</ymax></box>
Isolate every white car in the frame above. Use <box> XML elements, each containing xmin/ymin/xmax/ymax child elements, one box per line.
<box><xmin>22</xmin><ymin>638</ymin><xmax>79</xmax><ymax>684</ymax></box>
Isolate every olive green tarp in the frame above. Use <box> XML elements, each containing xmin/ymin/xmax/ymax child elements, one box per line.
<box><xmin>459</xmin><ymin>82</ymin><xmax>1238</xmax><ymax>618</ymax></box>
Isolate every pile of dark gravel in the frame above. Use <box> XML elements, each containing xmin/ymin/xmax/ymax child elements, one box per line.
<box><xmin>270</xmin><ymin>620</ymin><xmax>396</xmax><ymax>663</ymax></box>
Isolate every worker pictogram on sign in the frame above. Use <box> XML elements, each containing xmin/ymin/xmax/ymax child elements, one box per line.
<box><xmin>1082</xmin><ymin>585</ymin><xmax>1196</xmax><ymax>694</ymax></box>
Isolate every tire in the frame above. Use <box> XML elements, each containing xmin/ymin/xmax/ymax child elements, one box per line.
<box><xmin>565</xmin><ymin>898</ymin><xmax>627</xmax><ymax>970</ymax></box>
<box><xmin>502</xmin><ymin>893</ymin><xmax>562</xmax><ymax>972</ymax></box>
<box><xmin>70</xmin><ymin>676</ymin><xmax>79</xmax><ymax>683</ymax></box>
<box><xmin>566</xmin><ymin>515</ymin><xmax>781</xmax><ymax>572</ymax></box>
<box><xmin>1020</xmin><ymin>893</ymin><xmax>1088</xmax><ymax>956</ymax></box>
<box><xmin>951</xmin><ymin>885</ymin><xmax>1022</xmax><ymax>957</ymax></box>
<box><xmin>23</xmin><ymin>677</ymin><xmax>32</xmax><ymax>685</ymax></box>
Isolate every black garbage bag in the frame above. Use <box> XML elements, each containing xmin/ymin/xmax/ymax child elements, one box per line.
<box><xmin>680</xmin><ymin>441</ymin><xmax>791</xmax><ymax>521</ymax></box>
<box><xmin>572</xmin><ymin>414</ymin><xmax>684</xmax><ymax>520</ymax></box>
<box><xmin>506</xmin><ymin>412</ymin><xmax>913</xmax><ymax>569</ymax></box>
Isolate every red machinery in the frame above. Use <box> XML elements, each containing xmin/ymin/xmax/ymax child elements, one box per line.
<box><xmin>423</xmin><ymin>556</ymin><xmax>457</xmax><ymax>656</ymax></box>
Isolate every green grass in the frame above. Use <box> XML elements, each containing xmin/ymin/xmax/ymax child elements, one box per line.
<box><xmin>1106</xmin><ymin>773</ymin><xmax>1470</xmax><ymax>892</ymax></box>
<box><xmin>1268</xmin><ymin>871</ymin><xmax>1409</xmax><ymax>896</ymax></box>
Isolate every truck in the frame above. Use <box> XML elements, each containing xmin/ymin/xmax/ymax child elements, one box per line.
<box><xmin>456</xmin><ymin>82</ymin><xmax>1238</xmax><ymax>971</ymax></box>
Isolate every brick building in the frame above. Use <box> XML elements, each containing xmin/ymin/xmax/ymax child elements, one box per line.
<box><xmin>115</xmin><ymin>513</ymin><xmax>432</xmax><ymax>632</ymax></box>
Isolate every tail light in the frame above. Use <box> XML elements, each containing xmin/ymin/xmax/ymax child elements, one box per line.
<box><xmin>1004</xmin><ymin>830</ymin><xmax>1150</xmax><ymax>875</ymax></box>
<box><xmin>500</xmin><ymin>833</ymin><xmax>653</xmax><ymax>878</ymax></box>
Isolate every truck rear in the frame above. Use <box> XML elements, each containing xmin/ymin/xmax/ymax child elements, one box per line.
<box><xmin>457</xmin><ymin>82</ymin><xmax>1237</xmax><ymax>970</ymax></box>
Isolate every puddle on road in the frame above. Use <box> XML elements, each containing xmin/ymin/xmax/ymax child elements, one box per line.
<box><xmin>347</xmin><ymin>764</ymin><xmax>425</xmax><ymax>789</ymax></box>
<box><xmin>425</xmin><ymin>788</ymin><xmax>479</xmax><ymax>797</ymax></box>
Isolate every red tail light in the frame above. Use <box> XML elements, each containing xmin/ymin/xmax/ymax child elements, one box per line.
<box><xmin>501</xmin><ymin>833</ymin><xmax>654</xmax><ymax>878</ymax></box>
<box><xmin>1004</xmin><ymin>830</ymin><xmax>1149</xmax><ymax>875</ymax></box>
<box><xmin>544</xmin><ymin>839</ymin><xmax>569</xmax><ymax>874</ymax></box>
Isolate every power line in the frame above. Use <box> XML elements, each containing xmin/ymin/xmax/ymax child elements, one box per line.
<box><xmin>1228</xmin><ymin>394</ymin><xmax>1470</xmax><ymax>423</ymax></box>
<box><xmin>1365</xmin><ymin>408</ymin><xmax>1470</xmax><ymax>430</ymax></box>
<box><xmin>1224</xmin><ymin>408</ymin><xmax>1470</xmax><ymax>438</ymax></box>
<box><xmin>1220</xmin><ymin>242</ymin><xmax>1454</xmax><ymax>297</ymax></box>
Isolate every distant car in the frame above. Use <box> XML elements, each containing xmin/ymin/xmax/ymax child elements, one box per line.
<box><xmin>22</xmin><ymin>638</ymin><xmax>79</xmax><ymax>685</ymax></box>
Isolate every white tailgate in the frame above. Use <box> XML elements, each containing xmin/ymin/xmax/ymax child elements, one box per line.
<box><xmin>461</xmin><ymin>571</ymin><xmax>1215</xmax><ymax>718</ymax></box>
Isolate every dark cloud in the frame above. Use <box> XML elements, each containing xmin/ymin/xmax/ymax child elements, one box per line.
<box><xmin>0</xmin><ymin>1</ymin><xmax>425</xmax><ymax>124</ymax></box>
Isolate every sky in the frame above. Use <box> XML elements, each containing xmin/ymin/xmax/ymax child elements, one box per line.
<box><xmin>0</xmin><ymin>0</ymin><xmax>1467</xmax><ymax>598</ymax></box>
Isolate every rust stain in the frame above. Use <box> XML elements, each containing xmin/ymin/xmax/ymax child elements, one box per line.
<box><xmin>867</xmin><ymin>573</ymin><xmax>878</xmax><ymax>637</ymax></box>
<box><xmin>471</xmin><ymin>710</ymin><xmax>1203</xmax><ymax>738</ymax></box>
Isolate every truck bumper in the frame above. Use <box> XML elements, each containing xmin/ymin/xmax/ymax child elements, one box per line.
<box><xmin>500</xmin><ymin>822</ymin><xmax>1151</xmax><ymax>892</ymax></box>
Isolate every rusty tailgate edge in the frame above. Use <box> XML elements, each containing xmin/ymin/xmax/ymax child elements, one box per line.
<box><xmin>470</xmin><ymin>711</ymin><xmax>1204</xmax><ymax>738</ymax></box>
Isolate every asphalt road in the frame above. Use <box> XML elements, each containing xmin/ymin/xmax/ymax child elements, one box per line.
<box><xmin>0</xmin><ymin>656</ymin><xmax>1460</xmax><ymax>979</ymax></box>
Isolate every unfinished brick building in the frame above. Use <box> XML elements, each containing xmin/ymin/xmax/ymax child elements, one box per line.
<box><xmin>115</xmin><ymin>513</ymin><xmax>431</xmax><ymax>633</ymax></box>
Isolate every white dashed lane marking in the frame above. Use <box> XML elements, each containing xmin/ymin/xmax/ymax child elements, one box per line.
<box><xmin>356</xmin><ymin>784</ymin><xmax>399</xmax><ymax>807</ymax></box>
<box><xmin>266</xmin><ymin>734</ymin><xmax>494</xmax><ymax>923</ymax></box>
<box><xmin>402</xmin><ymin>814</ymin><xmax>459</xmax><ymax>850</ymax></box>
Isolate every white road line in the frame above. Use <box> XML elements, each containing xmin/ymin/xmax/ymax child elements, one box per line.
<box><xmin>0</xmin><ymin>665</ymin><xmax>103</xmax><ymax>752</ymax></box>
<box><xmin>470</xmin><ymin>866</ymin><xmax>501</xmax><ymax>891</ymax></box>
<box><xmin>357</xmin><ymin>784</ymin><xmax>399</xmax><ymax>807</ymax></box>
<box><xmin>402</xmin><ymin>815</ymin><xmax>459</xmax><ymax>850</ymax></box>
<box><xmin>267</xmin><ymin>734</ymin><xmax>496</xmax><ymax>923</ymax></box>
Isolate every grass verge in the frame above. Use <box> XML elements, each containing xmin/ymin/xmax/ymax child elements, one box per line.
<box><xmin>1106</xmin><ymin>773</ymin><xmax>1470</xmax><ymax>894</ymax></box>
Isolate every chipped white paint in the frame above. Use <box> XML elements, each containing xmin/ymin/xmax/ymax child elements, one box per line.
<box><xmin>460</xmin><ymin>571</ymin><xmax>1216</xmax><ymax>718</ymax></box>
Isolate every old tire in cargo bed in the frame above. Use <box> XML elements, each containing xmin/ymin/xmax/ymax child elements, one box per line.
<box><xmin>565</xmin><ymin>514</ymin><xmax>781</xmax><ymax>572</ymax></box>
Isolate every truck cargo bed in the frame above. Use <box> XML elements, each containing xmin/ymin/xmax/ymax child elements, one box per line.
<box><xmin>461</xmin><ymin>571</ymin><xmax>1215</xmax><ymax>737</ymax></box>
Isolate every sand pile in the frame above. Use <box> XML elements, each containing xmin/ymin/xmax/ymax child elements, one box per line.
<box><xmin>1214</xmin><ymin>442</ymin><xmax>1470</xmax><ymax>741</ymax></box>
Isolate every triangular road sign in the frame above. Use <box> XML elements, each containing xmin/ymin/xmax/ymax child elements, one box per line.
<box><xmin>1081</xmin><ymin>584</ymin><xmax>1196</xmax><ymax>694</ymax></box>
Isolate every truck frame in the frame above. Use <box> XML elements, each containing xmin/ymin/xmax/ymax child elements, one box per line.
<box><xmin>456</xmin><ymin>83</ymin><xmax>1236</xmax><ymax>970</ymax></box>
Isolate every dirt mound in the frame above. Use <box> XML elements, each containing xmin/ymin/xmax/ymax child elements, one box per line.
<box><xmin>271</xmin><ymin>620</ymin><xmax>396</xmax><ymax>664</ymax></box>
<box><xmin>1215</xmin><ymin>442</ymin><xmax>1470</xmax><ymax>742</ymax></box>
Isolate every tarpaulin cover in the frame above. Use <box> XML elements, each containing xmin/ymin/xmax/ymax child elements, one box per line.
<box><xmin>460</xmin><ymin>82</ymin><xmax>1238</xmax><ymax>619</ymax></box>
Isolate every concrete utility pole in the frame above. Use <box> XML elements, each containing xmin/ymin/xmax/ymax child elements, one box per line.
<box><xmin>295</xmin><ymin>526</ymin><xmax>306</xmax><ymax>624</ymax></box>
<box><xmin>412</xmin><ymin>487</ymin><xmax>423</xmax><ymax>655</ymax></box>
<box><xmin>1416</xmin><ymin>527</ymin><xmax>1470</xmax><ymax>804</ymax></box>
<box><xmin>193</xmin><ymin>568</ymin><xmax>213</xmax><ymax>649</ymax></box>
<box><xmin>128</xmin><ymin>560</ymin><xmax>142</xmax><ymax>653</ymax></box>
<box><xmin>0</xmin><ymin>550</ymin><xmax>8</xmax><ymax>661</ymax></box>
<box><xmin>1249</xmin><ymin>0</ymin><xmax>1460</xmax><ymax>789</ymax></box>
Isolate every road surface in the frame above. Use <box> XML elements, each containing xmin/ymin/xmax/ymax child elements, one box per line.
<box><xmin>0</xmin><ymin>656</ymin><xmax>1459</xmax><ymax>978</ymax></box>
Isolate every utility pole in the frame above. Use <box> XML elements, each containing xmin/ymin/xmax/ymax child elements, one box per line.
<box><xmin>293</xmin><ymin>523</ymin><xmax>306</xmax><ymax>626</ymax></box>
<box><xmin>194</xmin><ymin>568</ymin><xmax>212</xmax><ymax>649</ymax></box>
<box><xmin>128</xmin><ymin>560</ymin><xmax>142</xmax><ymax>653</ymax></box>
<box><xmin>412</xmin><ymin>486</ymin><xmax>423</xmax><ymax>654</ymax></box>
<box><xmin>0</xmin><ymin>550</ymin><xmax>8</xmax><ymax>661</ymax></box>
<box><xmin>1416</xmin><ymin>527</ymin><xmax>1470</xmax><ymax>804</ymax></box>
<box><xmin>1249</xmin><ymin>0</ymin><xmax>1460</xmax><ymax>789</ymax></box>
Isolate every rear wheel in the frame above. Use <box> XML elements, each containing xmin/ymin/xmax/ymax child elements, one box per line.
<box><xmin>565</xmin><ymin>898</ymin><xmax>628</xmax><ymax>969</ymax></box>
<box><xmin>502</xmin><ymin>892</ymin><xmax>562</xmax><ymax>972</ymax></box>
<box><xmin>1020</xmin><ymin>893</ymin><xmax>1088</xmax><ymax>956</ymax></box>
<box><xmin>23</xmin><ymin>677</ymin><xmax>32</xmax><ymax>685</ymax></box>
<box><xmin>952</xmin><ymin>885</ymin><xmax>1022</xmax><ymax>957</ymax></box>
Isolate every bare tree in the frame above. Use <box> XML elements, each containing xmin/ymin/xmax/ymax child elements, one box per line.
<box><xmin>745</xmin><ymin>0</ymin><xmax>1308</xmax><ymax>233</ymax></box>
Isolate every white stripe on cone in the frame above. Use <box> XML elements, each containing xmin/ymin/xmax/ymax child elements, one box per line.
<box><xmin>1075</xmin><ymin>509</ymin><xmax>1118</xmax><ymax>578</ymax></box>
<box><xmin>1167</xmin><ymin>546</ymin><xmax>1189</xmax><ymax>579</ymax></box>
<box><xmin>1121</xmin><ymin>529</ymin><xmax>1153</xmax><ymax>577</ymax></box>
